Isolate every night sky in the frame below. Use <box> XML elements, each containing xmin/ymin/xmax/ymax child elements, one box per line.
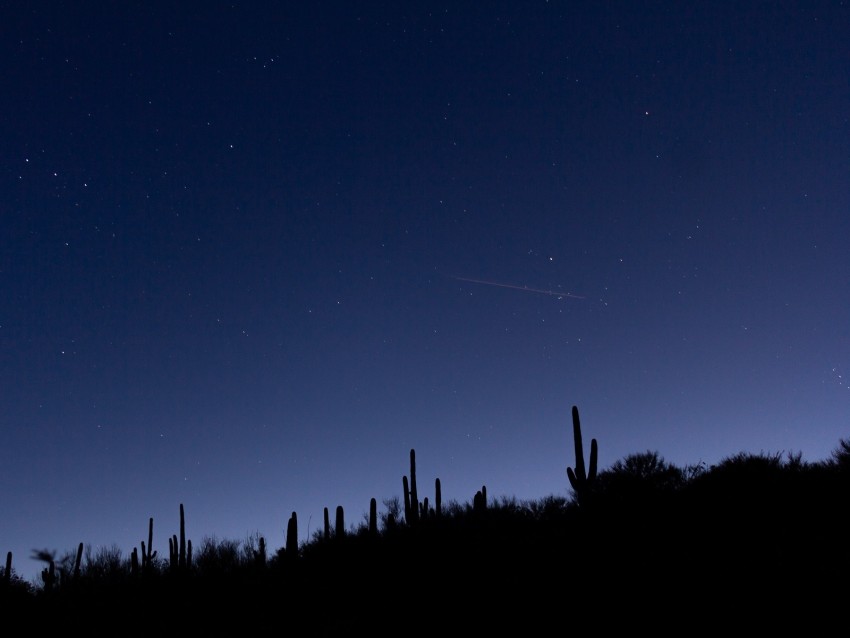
<box><xmin>3</xmin><ymin>2</ymin><xmax>849</xmax><ymax>583</ymax></box>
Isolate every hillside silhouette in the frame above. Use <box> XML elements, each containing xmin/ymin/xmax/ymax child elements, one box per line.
<box><xmin>3</xmin><ymin>406</ymin><xmax>848</xmax><ymax>631</ymax></box>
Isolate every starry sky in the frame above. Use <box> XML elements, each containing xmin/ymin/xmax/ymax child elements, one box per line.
<box><xmin>2</xmin><ymin>1</ymin><xmax>849</xmax><ymax>583</ymax></box>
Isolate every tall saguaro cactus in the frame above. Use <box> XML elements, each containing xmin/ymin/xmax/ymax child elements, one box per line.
<box><xmin>179</xmin><ymin>503</ymin><xmax>187</xmax><ymax>569</ymax></box>
<box><xmin>73</xmin><ymin>542</ymin><xmax>83</xmax><ymax>580</ymax></box>
<box><xmin>403</xmin><ymin>476</ymin><xmax>412</xmax><ymax>525</ymax></box>
<box><xmin>286</xmin><ymin>512</ymin><xmax>298</xmax><ymax>556</ymax></box>
<box><xmin>335</xmin><ymin>505</ymin><xmax>345</xmax><ymax>539</ymax></box>
<box><xmin>4</xmin><ymin>551</ymin><xmax>12</xmax><ymax>583</ymax></box>
<box><xmin>473</xmin><ymin>486</ymin><xmax>487</xmax><ymax>513</ymax></box>
<box><xmin>323</xmin><ymin>507</ymin><xmax>331</xmax><ymax>541</ymax></box>
<box><xmin>141</xmin><ymin>517</ymin><xmax>156</xmax><ymax>572</ymax></box>
<box><xmin>42</xmin><ymin>559</ymin><xmax>56</xmax><ymax>592</ymax></box>
<box><xmin>368</xmin><ymin>498</ymin><xmax>378</xmax><ymax>536</ymax></box>
<box><xmin>566</xmin><ymin>405</ymin><xmax>598</xmax><ymax>506</ymax></box>
<box><xmin>169</xmin><ymin>536</ymin><xmax>177</xmax><ymax>570</ymax></box>
<box><xmin>257</xmin><ymin>536</ymin><xmax>266</xmax><ymax>567</ymax></box>
<box><xmin>409</xmin><ymin>449</ymin><xmax>419</xmax><ymax>524</ymax></box>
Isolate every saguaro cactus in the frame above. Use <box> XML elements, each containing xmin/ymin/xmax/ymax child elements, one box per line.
<box><xmin>141</xmin><ymin>517</ymin><xmax>156</xmax><ymax>572</ymax></box>
<box><xmin>335</xmin><ymin>505</ymin><xmax>345</xmax><ymax>539</ymax></box>
<box><xmin>323</xmin><ymin>507</ymin><xmax>331</xmax><ymax>541</ymax></box>
<box><xmin>409</xmin><ymin>449</ymin><xmax>419</xmax><ymax>524</ymax></box>
<box><xmin>256</xmin><ymin>536</ymin><xmax>266</xmax><ymax>567</ymax></box>
<box><xmin>403</xmin><ymin>476</ymin><xmax>412</xmax><ymax>524</ymax></box>
<box><xmin>179</xmin><ymin>504</ymin><xmax>187</xmax><ymax>569</ymax></box>
<box><xmin>169</xmin><ymin>535</ymin><xmax>178</xmax><ymax>570</ymax></box>
<box><xmin>4</xmin><ymin>551</ymin><xmax>12</xmax><ymax>583</ymax></box>
<box><xmin>435</xmin><ymin>478</ymin><xmax>442</xmax><ymax>519</ymax></box>
<box><xmin>566</xmin><ymin>405</ymin><xmax>598</xmax><ymax>506</ymax></box>
<box><xmin>73</xmin><ymin>542</ymin><xmax>83</xmax><ymax>580</ymax></box>
<box><xmin>369</xmin><ymin>497</ymin><xmax>378</xmax><ymax>536</ymax></box>
<box><xmin>473</xmin><ymin>486</ymin><xmax>487</xmax><ymax>513</ymax></box>
<box><xmin>42</xmin><ymin>559</ymin><xmax>56</xmax><ymax>592</ymax></box>
<box><xmin>286</xmin><ymin>512</ymin><xmax>298</xmax><ymax>556</ymax></box>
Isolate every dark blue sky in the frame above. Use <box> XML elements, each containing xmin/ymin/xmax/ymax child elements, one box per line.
<box><xmin>3</xmin><ymin>1</ymin><xmax>849</xmax><ymax>582</ymax></box>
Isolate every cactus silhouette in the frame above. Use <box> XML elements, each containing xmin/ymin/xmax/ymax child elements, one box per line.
<box><xmin>169</xmin><ymin>535</ymin><xmax>178</xmax><ymax>570</ymax></box>
<box><xmin>435</xmin><ymin>478</ymin><xmax>442</xmax><ymax>519</ymax></box>
<box><xmin>286</xmin><ymin>512</ymin><xmax>298</xmax><ymax>556</ymax></box>
<box><xmin>473</xmin><ymin>485</ymin><xmax>487</xmax><ymax>513</ymax></box>
<box><xmin>409</xmin><ymin>449</ymin><xmax>419</xmax><ymax>524</ymax></box>
<box><xmin>369</xmin><ymin>498</ymin><xmax>378</xmax><ymax>536</ymax></box>
<box><xmin>73</xmin><ymin>542</ymin><xmax>83</xmax><ymax>580</ymax></box>
<box><xmin>141</xmin><ymin>517</ymin><xmax>157</xmax><ymax>573</ymax></box>
<box><xmin>566</xmin><ymin>405</ymin><xmax>598</xmax><ymax>506</ymax></box>
<box><xmin>42</xmin><ymin>559</ymin><xmax>56</xmax><ymax>592</ymax></box>
<box><xmin>32</xmin><ymin>549</ymin><xmax>57</xmax><ymax>590</ymax></box>
<box><xmin>403</xmin><ymin>475</ymin><xmax>412</xmax><ymax>525</ymax></box>
<box><xmin>257</xmin><ymin>536</ymin><xmax>266</xmax><ymax>567</ymax></box>
<box><xmin>4</xmin><ymin>551</ymin><xmax>11</xmax><ymax>583</ymax></box>
<box><xmin>335</xmin><ymin>505</ymin><xmax>345</xmax><ymax>539</ymax></box>
<box><xmin>179</xmin><ymin>504</ymin><xmax>187</xmax><ymax>569</ymax></box>
<box><xmin>323</xmin><ymin>507</ymin><xmax>331</xmax><ymax>541</ymax></box>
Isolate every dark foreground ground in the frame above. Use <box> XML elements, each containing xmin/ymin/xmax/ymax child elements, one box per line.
<box><xmin>4</xmin><ymin>501</ymin><xmax>846</xmax><ymax>633</ymax></box>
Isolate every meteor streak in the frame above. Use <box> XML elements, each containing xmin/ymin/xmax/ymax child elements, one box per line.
<box><xmin>452</xmin><ymin>276</ymin><xmax>585</xmax><ymax>300</ymax></box>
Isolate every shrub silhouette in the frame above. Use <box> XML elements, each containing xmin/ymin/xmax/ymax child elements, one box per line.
<box><xmin>594</xmin><ymin>450</ymin><xmax>686</xmax><ymax>510</ymax></box>
<box><xmin>194</xmin><ymin>536</ymin><xmax>243</xmax><ymax>576</ymax></box>
<box><xmin>830</xmin><ymin>437</ymin><xmax>850</xmax><ymax>470</ymax></box>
